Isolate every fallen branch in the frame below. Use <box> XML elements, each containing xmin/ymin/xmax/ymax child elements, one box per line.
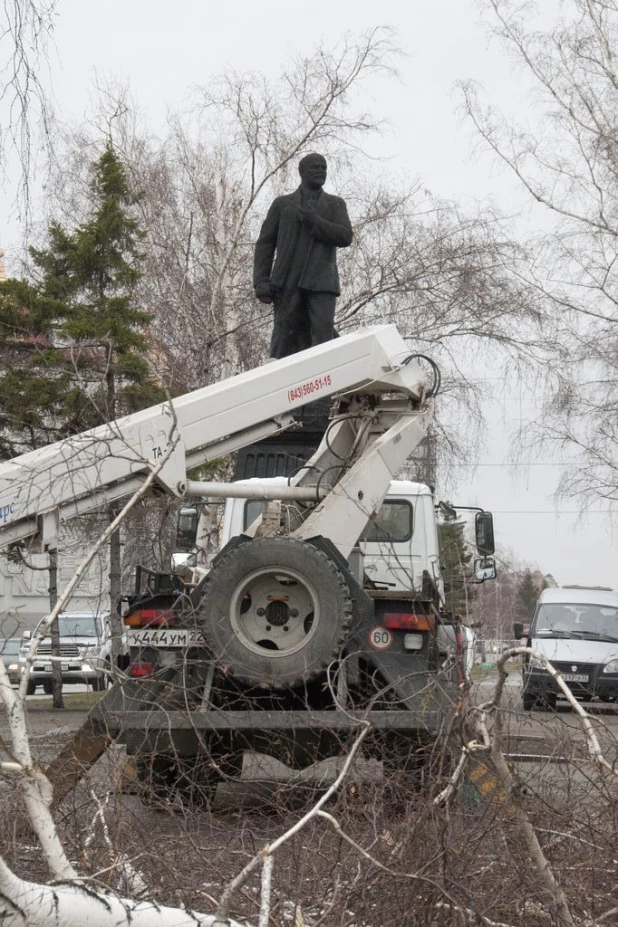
<box><xmin>496</xmin><ymin>647</ymin><xmax>617</xmax><ymax>775</ymax></box>
<box><xmin>215</xmin><ymin>723</ymin><xmax>370</xmax><ymax>922</ymax></box>
<box><xmin>0</xmin><ymin>658</ymin><xmax>76</xmax><ymax>880</ymax></box>
<box><xmin>0</xmin><ymin>857</ymin><xmax>248</xmax><ymax>927</ymax></box>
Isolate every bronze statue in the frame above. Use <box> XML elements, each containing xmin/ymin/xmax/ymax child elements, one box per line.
<box><xmin>253</xmin><ymin>153</ymin><xmax>353</xmax><ymax>358</ymax></box>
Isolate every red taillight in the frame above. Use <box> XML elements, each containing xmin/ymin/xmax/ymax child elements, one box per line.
<box><xmin>382</xmin><ymin>613</ymin><xmax>435</xmax><ymax>631</ymax></box>
<box><xmin>128</xmin><ymin>661</ymin><xmax>154</xmax><ymax>678</ymax></box>
<box><xmin>123</xmin><ymin>608</ymin><xmax>174</xmax><ymax>629</ymax></box>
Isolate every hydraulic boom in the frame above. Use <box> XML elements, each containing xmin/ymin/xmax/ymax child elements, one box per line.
<box><xmin>0</xmin><ymin>325</ymin><xmax>431</xmax><ymax>550</ymax></box>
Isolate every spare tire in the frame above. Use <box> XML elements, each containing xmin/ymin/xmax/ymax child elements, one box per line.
<box><xmin>197</xmin><ymin>537</ymin><xmax>352</xmax><ymax>688</ymax></box>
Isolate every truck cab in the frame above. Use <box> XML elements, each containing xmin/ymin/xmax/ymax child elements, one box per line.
<box><xmin>217</xmin><ymin>478</ymin><xmax>442</xmax><ymax>596</ymax></box>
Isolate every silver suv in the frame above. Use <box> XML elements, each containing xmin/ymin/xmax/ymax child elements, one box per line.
<box><xmin>19</xmin><ymin>612</ymin><xmax>113</xmax><ymax>695</ymax></box>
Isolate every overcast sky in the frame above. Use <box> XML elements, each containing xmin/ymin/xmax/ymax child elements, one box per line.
<box><xmin>3</xmin><ymin>0</ymin><xmax>615</xmax><ymax>588</ymax></box>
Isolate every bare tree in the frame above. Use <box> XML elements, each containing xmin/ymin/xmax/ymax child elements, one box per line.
<box><xmin>35</xmin><ymin>78</ymin><xmax>546</xmax><ymax>491</ymax></box>
<box><xmin>461</xmin><ymin>0</ymin><xmax>618</xmax><ymax>510</ymax></box>
<box><xmin>0</xmin><ymin>0</ymin><xmax>57</xmax><ymax>217</ymax></box>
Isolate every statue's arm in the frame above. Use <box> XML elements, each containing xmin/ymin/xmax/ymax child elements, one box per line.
<box><xmin>253</xmin><ymin>199</ymin><xmax>280</xmax><ymax>291</ymax></box>
<box><xmin>311</xmin><ymin>197</ymin><xmax>353</xmax><ymax>248</ymax></box>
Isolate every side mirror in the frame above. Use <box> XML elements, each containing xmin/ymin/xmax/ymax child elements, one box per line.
<box><xmin>22</xmin><ymin>630</ymin><xmax>32</xmax><ymax>641</ymax></box>
<box><xmin>513</xmin><ymin>622</ymin><xmax>524</xmax><ymax>639</ymax></box>
<box><xmin>171</xmin><ymin>552</ymin><xmax>197</xmax><ymax>574</ymax></box>
<box><xmin>474</xmin><ymin>556</ymin><xmax>496</xmax><ymax>582</ymax></box>
<box><xmin>175</xmin><ymin>506</ymin><xmax>199</xmax><ymax>553</ymax></box>
<box><xmin>475</xmin><ymin>511</ymin><xmax>495</xmax><ymax>555</ymax></box>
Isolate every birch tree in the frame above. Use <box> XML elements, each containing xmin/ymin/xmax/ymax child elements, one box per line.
<box><xmin>40</xmin><ymin>32</ymin><xmax>545</xmax><ymax>429</ymax></box>
<box><xmin>461</xmin><ymin>0</ymin><xmax>618</xmax><ymax>509</ymax></box>
<box><xmin>0</xmin><ymin>0</ymin><xmax>57</xmax><ymax>218</ymax></box>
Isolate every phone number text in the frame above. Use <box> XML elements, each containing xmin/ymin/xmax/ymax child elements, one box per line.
<box><xmin>287</xmin><ymin>374</ymin><xmax>332</xmax><ymax>404</ymax></box>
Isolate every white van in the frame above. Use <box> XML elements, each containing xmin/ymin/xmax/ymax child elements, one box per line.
<box><xmin>516</xmin><ymin>587</ymin><xmax>618</xmax><ymax>710</ymax></box>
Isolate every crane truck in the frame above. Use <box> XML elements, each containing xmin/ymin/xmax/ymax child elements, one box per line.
<box><xmin>0</xmin><ymin>325</ymin><xmax>496</xmax><ymax>806</ymax></box>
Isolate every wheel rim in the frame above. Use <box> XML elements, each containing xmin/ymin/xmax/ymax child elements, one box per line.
<box><xmin>229</xmin><ymin>566</ymin><xmax>320</xmax><ymax>658</ymax></box>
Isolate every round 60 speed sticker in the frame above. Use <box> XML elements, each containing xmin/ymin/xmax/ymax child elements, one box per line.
<box><xmin>368</xmin><ymin>625</ymin><xmax>393</xmax><ymax>651</ymax></box>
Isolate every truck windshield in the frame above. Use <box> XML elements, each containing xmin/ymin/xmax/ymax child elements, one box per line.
<box><xmin>244</xmin><ymin>499</ymin><xmax>413</xmax><ymax>542</ymax></box>
<box><xmin>533</xmin><ymin>603</ymin><xmax>618</xmax><ymax>641</ymax></box>
<box><xmin>57</xmin><ymin>615</ymin><xmax>99</xmax><ymax>638</ymax></box>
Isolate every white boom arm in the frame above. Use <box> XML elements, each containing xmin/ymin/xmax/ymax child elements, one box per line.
<box><xmin>0</xmin><ymin>325</ymin><xmax>431</xmax><ymax>550</ymax></box>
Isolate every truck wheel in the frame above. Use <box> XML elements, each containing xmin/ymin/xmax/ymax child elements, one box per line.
<box><xmin>198</xmin><ymin>537</ymin><xmax>352</xmax><ymax>688</ymax></box>
<box><xmin>92</xmin><ymin>675</ymin><xmax>107</xmax><ymax>692</ymax></box>
<box><xmin>42</xmin><ymin>680</ymin><xmax>54</xmax><ymax>696</ymax></box>
<box><xmin>26</xmin><ymin>680</ymin><xmax>37</xmax><ymax>696</ymax></box>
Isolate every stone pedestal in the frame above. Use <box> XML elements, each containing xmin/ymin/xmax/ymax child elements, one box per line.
<box><xmin>233</xmin><ymin>399</ymin><xmax>331</xmax><ymax>480</ymax></box>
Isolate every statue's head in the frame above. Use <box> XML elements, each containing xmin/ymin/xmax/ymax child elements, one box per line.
<box><xmin>299</xmin><ymin>153</ymin><xmax>327</xmax><ymax>190</ymax></box>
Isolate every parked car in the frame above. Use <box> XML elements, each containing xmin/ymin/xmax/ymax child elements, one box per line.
<box><xmin>0</xmin><ymin>638</ymin><xmax>22</xmax><ymax>685</ymax></box>
<box><xmin>19</xmin><ymin>612</ymin><xmax>115</xmax><ymax>695</ymax></box>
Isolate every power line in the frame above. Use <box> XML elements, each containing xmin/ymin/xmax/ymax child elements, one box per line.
<box><xmin>473</xmin><ymin>463</ymin><xmax>568</xmax><ymax>467</ymax></box>
<box><xmin>491</xmin><ymin>510</ymin><xmax>611</xmax><ymax>515</ymax></box>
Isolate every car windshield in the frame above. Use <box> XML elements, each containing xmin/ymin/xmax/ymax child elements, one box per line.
<box><xmin>0</xmin><ymin>638</ymin><xmax>21</xmax><ymax>658</ymax></box>
<box><xmin>533</xmin><ymin>603</ymin><xmax>618</xmax><ymax>641</ymax></box>
<box><xmin>56</xmin><ymin>615</ymin><xmax>99</xmax><ymax>638</ymax></box>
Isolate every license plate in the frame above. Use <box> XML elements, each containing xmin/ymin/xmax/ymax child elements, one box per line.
<box><xmin>562</xmin><ymin>673</ymin><xmax>589</xmax><ymax>682</ymax></box>
<box><xmin>43</xmin><ymin>663</ymin><xmax>70</xmax><ymax>672</ymax></box>
<box><xmin>127</xmin><ymin>629</ymin><xmax>205</xmax><ymax>648</ymax></box>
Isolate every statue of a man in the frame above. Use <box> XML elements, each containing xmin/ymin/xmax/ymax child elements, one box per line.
<box><xmin>253</xmin><ymin>153</ymin><xmax>353</xmax><ymax>359</ymax></box>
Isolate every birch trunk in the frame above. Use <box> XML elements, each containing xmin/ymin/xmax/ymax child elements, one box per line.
<box><xmin>0</xmin><ymin>858</ymin><xmax>247</xmax><ymax>927</ymax></box>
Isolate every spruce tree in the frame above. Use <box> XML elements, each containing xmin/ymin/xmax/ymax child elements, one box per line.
<box><xmin>517</xmin><ymin>570</ymin><xmax>546</xmax><ymax>624</ymax></box>
<box><xmin>0</xmin><ymin>143</ymin><xmax>165</xmax><ymax>677</ymax></box>
<box><xmin>0</xmin><ymin>277</ymin><xmax>75</xmax><ymax>456</ymax></box>
<box><xmin>438</xmin><ymin>507</ymin><xmax>476</xmax><ymax>615</ymax></box>
<box><xmin>29</xmin><ymin>143</ymin><xmax>163</xmax><ymax>422</ymax></box>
